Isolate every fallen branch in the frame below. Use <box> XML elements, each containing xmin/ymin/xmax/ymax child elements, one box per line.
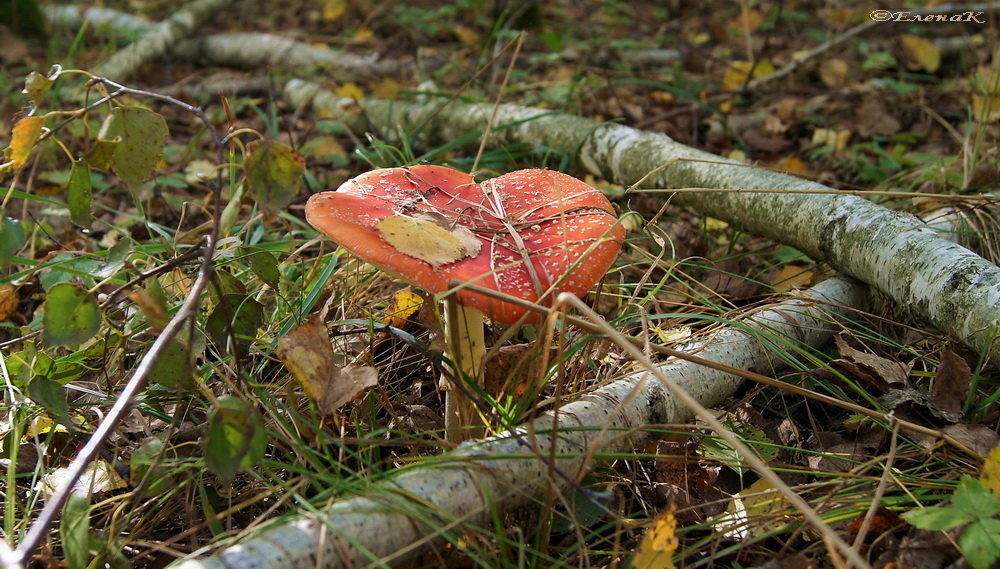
<box><xmin>91</xmin><ymin>0</ymin><xmax>234</xmax><ymax>81</ymax></box>
<box><xmin>173</xmin><ymin>277</ymin><xmax>866</xmax><ymax>569</ymax></box>
<box><xmin>285</xmin><ymin>79</ymin><xmax>1000</xmax><ymax>367</ymax></box>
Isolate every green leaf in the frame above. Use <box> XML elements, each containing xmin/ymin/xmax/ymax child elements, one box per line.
<box><xmin>903</xmin><ymin>506</ymin><xmax>974</xmax><ymax>530</ymax></box>
<box><xmin>22</xmin><ymin>71</ymin><xmax>53</xmax><ymax>103</ymax></box>
<box><xmin>67</xmin><ymin>159</ymin><xmax>94</xmax><ymax>227</ymax></box>
<box><xmin>38</xmin><ymin>254</ymin><xmax>102</xmax><ymax>290</ymax></box>
<box><xmin>244</xmin><ymin>140</ymin><xmax>305</xmax><ymax>217</ymax></box>
<box><xmin>60</xmin><ymin>493</ymin><xmax>92</xmax><ymax>569</ymax></box>
<box><xmin>43</xmin><ymin>283</ymin><xmax>102</xmax><ymax>346</ymax></box>
<box><xmin>205</xmin><ymin>396</ymin><xmax>265</xmax><ymax>484</ymax></box>
<box><xmin>84</xmin><ymin>138</ymin><xmax>119</xmax><ymax>170</ymax></box>
<box><xmin>148</xmin><ymin>339</ymin><xmax>194</xmax><ymax>389</ymax></box>
<box><xmin>243</xmin><ymin>247</ymin><xmax>281</xmax><ymax>290</ymax></box>
<box><xmin>0</xmin><ymin>216</ymin><xmax>25</xmax><ymax>269</ymax></box>
<box><xmin>94</xmin><ymin>238</ymin><xmax>133</xmax><ymax>279</ymax></box>
<box><xmin>26</xmin><ymin>375</ymin><xmax>74</xmax><ymax>430</ymax></box>
<box><xmin>960</xmin><ymin>519</ymin><xmax>1000</xmax><ymax>569</ymax></box>
<box><xmin>130</xmin><ymin>437</ymin><xmax>170</xmax><ymax>495</ymax></box>
<box><xmin>108</xmin><ymin>106</ymin><xmax>168</xmax><ymax>193</ymax></box>
<box><xmin>206</xmin><ymin>295</ymin><xmax>264</xmax><ymax>359</ymax></box>
<box><xmin>954</xmin><ymin>476</ymin><xmax>1000</xmax><ymax>519</ymax></box>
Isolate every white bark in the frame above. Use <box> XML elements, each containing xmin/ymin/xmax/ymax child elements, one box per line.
<box><xmin>285</xmin><ymin>80</ymin><xmax>1000</xmax><ymax>367</ymax></box>
<box><xmin>90</xmin><ymin>0</ymin><xmax>233</xmax><ymax>81</ymax></box>
<box><xmin>45</xmin><ymin>5</ymin><xmax>405</xmax><ymax>77</ymax></box>
<box><xmin>173</xmin><ymin>278</ymin><xmax>866</xmax><ymax>569</ymax></box>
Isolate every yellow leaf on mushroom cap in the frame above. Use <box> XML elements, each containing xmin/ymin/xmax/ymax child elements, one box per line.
<box><xmin>376</xmin><ymin>214</ymin><xmax>482</xmax><ymax>269</ymax></box>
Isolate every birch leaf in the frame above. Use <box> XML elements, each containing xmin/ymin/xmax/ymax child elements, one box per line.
<box><xmin>376</xmin><ymin>214</ymin><xmax>481</xmax><ymax>268</ymax></box>
<box><xmin>632</xmin><ymin>506</ymin><xmax>678</xmax><ymax>569</ymax></box>
<box><xmin>68</xmin><ymin>159</ymin><xmax>94</xmax><ymax>227</ymax></box>
<box><xmin>205</xmin><ymin>396</ymin><xmax>265</xmax><ymax>483</ymax></box>
<box><xmin>109</xmin><ymin>106</ymin><xmax>168</xmax><ymax>193</ymax></box>
<box><xmin>901</xmin><ymin>35</ymin><xmax>941</xmax><ymax>73</ymax></box>
<box><xmin>244</xmin><ymin>140</ymin><xmax>305</xmax><ymax>217</ymax></box>
<box><xmin>981</xmin><ymin>443</ymin><xmax>1000</xmax><ymax>497</ymax></box>
<box><xmin>275</xmin><ymin>318</ymin><xmax>378</xmax><ymax>415</ymax></box>
<box><xmin>0</xmin><ymin>217</ymin><xmax>25</xmax><ymax>269</ymax></box>
<box><xmin>43</xmin><ymin>283</ymin><xmax>101</xmax><ymax>347</ymax></box>
<box><xmin>6</xmin><ymin>116</ymin><xmax>45</xmax><ymax>168</ymax></box>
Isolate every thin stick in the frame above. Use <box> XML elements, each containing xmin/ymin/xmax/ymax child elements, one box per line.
<box><xmin>558</xmin><ymin>293</ymin><xmax>873</xmax><ymax>569</ymax></box>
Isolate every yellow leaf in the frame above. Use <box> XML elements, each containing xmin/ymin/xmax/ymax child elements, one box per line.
<box><xmin>723</xmin><ymin>60</ymin><xmax>775</xmax><ymax>90</ymax></box>
<box><xmin>305</xmin><ymin>136</ymin><xmax>347</xmax><ymax>160</ymax></box>
<box><xmin>382</xmin><ymin>288</ymin><xmax>424</xmax><ymax>328</ymax></box>
<box><xmin>275</xmin><ymin>318</ymin><xmax>378</xmax><ymax>415</ymax></box>
<box><xmin>0</xmin><ymin>284</ymin><xmax>18</xmax><ymax>321</ymax></box>
<box><xmin>334</xmin><ymin>82</ymin><xmax>364</xmax><ymax>100</ymax></box>
<box><xmin>6</xmin><ymin>116</ymin><xmax>45</xmax><ymax>169</ymax></box>
<box><xmin>771</xmin><ymin>265</ymin><xmax>815</xmax><ymax>292</ymax></box>
<box><xmin>819</xmin><ymin>58</ymin><xmax>850</xmax><ymax>88</ymax></box>
<box><xmin>653</xmin><ymin>325</ymin><xmax>691</xmax><ymax>344</ymax></box>
<box><xmin>351</xmin><ymin>26</ymin><xmax>374</xmax><ymax>44</ymax></box>
<box><xmin>773</xmin><ymin>156</ymin><xmax>808</xmax><ymax>176</ymax></box>
<box><xmin>376</xmin><ymin>214</ymin><xmax>482</xmax><ymax>269</ymax></box>
<box><xmin>453</xmin><ymin>25</ymin><xmax>481</xmax><ymax>46</ymax></box>
<box><xmin>715</xmin><ymin>478</ymin><xmax>790</xmax><ymax>540</ymax></box>
<box><xmin>632</xmin><ymin>505</ymin><xmax>678</xmax><ymax>569</ymax></box>
<box><xmin>972</xmin><ymin>66</ymin><xmax>1000</xmax><ymax>123</ymax></box>
<box><xmin>323</xmin><ymin>0</ymin><xmax>347</xmax><ymax>21</ymax></box>
<box><xmin>981</xmin><ymin>442</ymin><xmax>1000</xmax><ymax>496</ymax></box>
<box><xmin>901</xmin><ymin>35</ymin><xmax>941</xmax><ymax>73</ymax></box>
<box><xmin>812</xmin><ymin>128</ymin><xmax>851</xmax><ymax>153</ymax></box>
<box><xmin>372</xmin><ymin>77</ymin><xmax>400</xmax><ymax>99</ymax></box>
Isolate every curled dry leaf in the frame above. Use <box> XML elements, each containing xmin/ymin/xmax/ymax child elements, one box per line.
<box><xmin>931</xmin><ymin>350</ymin><xmax>971</xmax><ymax>417</ymax></box>
<box><xmin>0</xmin><ymin>284</ymin><xmax>17</xmax><ymax>320</ymax></box>
<box><xmin>275</xmin><ymin>317</ymin><xmax>378</xmax><ymax>415</ymax></box>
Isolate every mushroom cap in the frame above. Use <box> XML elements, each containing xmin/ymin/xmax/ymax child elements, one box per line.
<box><xmin>305</xmin><ymin>165</ymin><xmax>624</xmax><ymax>325</ymax></box>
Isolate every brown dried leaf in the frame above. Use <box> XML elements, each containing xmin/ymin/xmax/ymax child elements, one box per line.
<box><xmin>835</xmin><ymin>335</ymin><xmax>911</xmax><ymax>389</ymax></box>
<box><xmin>275</xmin><ymin>318</ymin><xmax>378</xmax><ymax>415</ymax></box>
<box><xmin>941</xmin><ymin>424</ymin><xmax>999</xmax><ymax>459</ymax></box>
<box><xmin>820</xmin><ymin>58</ymin><xmax>850</xmax><ymax>88</ymax></box>
<box><xmin>931</xmin><ymin>350</ymin><xmax>971</xmax><ymax>417</ymax></box>
<box><xmin>856</xmin><ymin>98</ymin><xmax>901</xmax><ymax>138</ymax></box>
<box><xmin>901</xmin><ymin>35</ymin><xmax>941</xmax><ymax>73</ymax></box>
<box><xmin>0</xmin><ymin>284</ymin><xmax>17</xmax><ymax>321</ymax></box>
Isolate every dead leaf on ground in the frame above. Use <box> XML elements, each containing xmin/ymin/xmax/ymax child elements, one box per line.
<box><xmin>0</xmin><ymin>284</ymin><xmax>17</xmax><ymax>320</ymax></box>
<box><xmin>901</xmin><ymin>35</ymin><xmax>941</xmax><ymax>73</ymax></box>
<box><xmin>856</xmin><ymin>98</ymin><xmax>901</xmax><ymax>138</ymax></box>
<box><xmin>834</xmin><ymin>334</ymin><xmax>911</xmax><ymax>391</ymax></box>
<box><xmin>940</xmin><ymin>424</ymin><xmax>999</xmax><ymax>459</ymax></box>
<box><xmin>275</xmin><ymin>318</ymin><xmax>378</xmax><ymax>415</ymax></box>
<box><xmin>632</xmin><ymin>504</ymin><xmax>679</xmax><ymax>569</ymax></box>
<box><xmin>819</xmin><ymin>58</ymin><xmax>850</xmax><ymax>88</ymax></box>
<box><xmin>931</xmin><ymin>350</ymin><xmax>971</xmax><ymax>417</ymax></box>
<box><xmin>980</xmin><ymin>442</ymin><xmax>1000</xmax><ymax>495</ymax></box>
<box><xmin>770</xmin><ymin>265</ymin><xmax>815</xmax><ymax>292</ymax></box>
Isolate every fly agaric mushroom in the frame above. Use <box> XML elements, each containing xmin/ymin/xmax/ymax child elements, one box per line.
<box><xmin>305</xmin><ymin>165</ymin><xmax>624</xmax><ymax>442</ymax></box>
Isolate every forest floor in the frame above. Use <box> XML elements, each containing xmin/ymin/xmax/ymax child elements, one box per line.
<box><xmin>2</xmin><ymin>1</ymin><xmax>1000</xmax><ymax>568</ymax></box>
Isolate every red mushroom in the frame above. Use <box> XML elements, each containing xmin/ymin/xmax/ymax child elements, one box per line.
<box><xmin>305</xmin><ymin>165</ymin><xmax>624</xmax><ymax>441</ymax></box>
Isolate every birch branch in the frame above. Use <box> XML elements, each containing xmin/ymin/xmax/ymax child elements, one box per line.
<box><xmin>90</xmin><ymin>0</ymin><xmax>233</xmax><ymax>81</ymax></box>
<box><xmin>285</xmin><ymin>79</ymin><xmax>1000</xmax><ymax>367</ymax></box>
<box><xmin>173</xmin><ymin>277</ymin><xmax>866</xmax><ymax>569</ymax></box>
<box><xmin>45</xmin><ymin>5</ymin><xmax>406</xmax><ymax>78</ymax></box>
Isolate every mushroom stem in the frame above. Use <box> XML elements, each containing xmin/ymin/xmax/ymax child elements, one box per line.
<box><xmin>442</xmin><ymin>298</ymin><xmax>487</xmax><ymax>443</ymax></box>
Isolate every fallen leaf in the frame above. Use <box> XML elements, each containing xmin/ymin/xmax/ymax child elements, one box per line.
<box><xmin>632</xmin><ymin>505</ymin><xmax>678</xmax><ymax>569</ymax></box>
<box><xmin>38</xmin><ymin>460</ymin><xmax>127</xmax><ymax>500</ymax></box>
<box><xmin>981</xmin><ymin>442</ymin><xmax>1000</xmax><ymax>496</ymax></box>
<box><xmin>106</xmin><ymin>106</ymin><xmax>169</xmax><ymax>194</ymax></box>
<box><xmin>275</xmin><ymin>318</ymin><xmax>378</xmax><ymax>415</ymax></box>
<box><xmin>820</xmin><ymin>58</ymin><xmax>850</xmax><ymax>88</ymax></box>
<box><xmin>376</xmin><ymin>214</ymin><xmax>482</xmax><ymax>269</ymax></box>
<box><xmin>856</xmin><ymin>98</ymin><xmax>901</xmax><ymax>138</ymax></box>
<box><xmin>382</xmin><ymin>288</ymin><xmax>424</xmax><ymax>329</ymax></box>
<box><xmin>771</xmin><ymin>265</ymin><xmax>815</xmax><ymax>292</ymax></box>
<box><xmin>0</xmin><ymin>284</ymin><xmax>17</xmax><ymax>320</ymax></box>
<box><xmin>901</xmin><ymin>35</ymin><xmax>941</xmax><ymax>73</ymax></box>
<box><xmin>932</xmin><ymin>350</ymin><xmax>971</xmax><ymax>417</ymax></box>
<box><xmin>723</xmin><ymin>60</ymin><xmax>775</xmax><ymax>90</ymax></box>
<box><xmin>323</xmin><ymin>0</ymin><xmax>346</xmax><ymax>21</ymax></box>
<box><xmin>835</xmin><ymin>335</ymin><xmax>911</xmax><ymax>389</ymax></box>
<box><xmin>812</xmin><ymin>128</ymin><xmax>851</xmax><ymax>153</ymax></box>
<box><xmin>334</xmin><ymin>82</ymin><xmax>364</xmax><ymax>100</ymax></box>
<box><xmin>126</xmin><ymin>289</ymin><xmax>170</xmax><ymax>331</ymax></box>
<box><xmin>942</xmin><ymin>424</ymin><xmax>999</xmax><ymax>459</ymax></box>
